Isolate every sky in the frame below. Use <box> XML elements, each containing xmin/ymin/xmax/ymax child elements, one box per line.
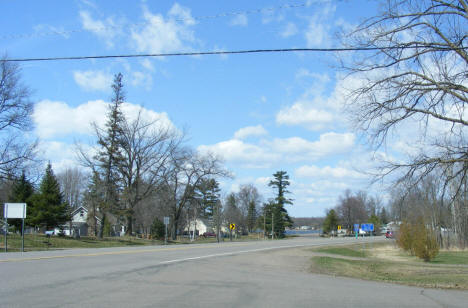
<box><xmin>0</xmin><ymin>0</ymin><xmax>390</xmax><ymax>217</ymax></box>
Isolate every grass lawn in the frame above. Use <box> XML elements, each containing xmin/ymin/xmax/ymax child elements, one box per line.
<box><xmin>1</xmin><ymin>232</ymin><xmax>268</xmax><ymax>252</ymax></box>
<box><xmin>431</xmin><ymin>251</ymin><xmax>468</xmax><ymax>265</ymax></box>
<box><xmin>311</xmin><ymin>245</ymin><xmax>367</xmax><ymax>258</ymax></box>
<box><xmin>0</xmin><ymin>234</ymin><xmax>162</xmax><ymax>252</ymax></box>
<box><xmin>309</xmin><ymin>243</ymin><xmax>468</xmax><ymax>290</ymax></box>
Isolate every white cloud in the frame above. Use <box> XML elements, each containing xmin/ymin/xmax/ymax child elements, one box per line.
<box><xmin>234</xmin><ymin>125</ymin><xmax>268</xmax><ymax>140</ymax></box>
<box><xmin>295</xmin><ymin>165</ymin><xmax>365</xmax><ymax>179</ymax></box>
<box><xmin>79</xmin><ymin>11</ymin><xmax>121</xmax><ymax>47</ymax></box>
<box><xmin>198</xmin><ymin>132</ymin><xmax>355</xmax><ymax>167</ymax></box>
<box><xmin>304</xmin><ymin>3</ymin><xmax>336</xmax><ymax>48</ymax></box>
<box><xmin>73</xmin><ymin>70</ymin><xmax>113</xmax><ymax>92</ymax></box>
<box><xmin>280</xmin><ymin>22</ymin><xmax>298</xmax><ymax>38</ymax></box>
<box><xmin>33</xmin><ymin>99</ymin><xmax>176</xmax><ymax>139</ymax></box>
<box><xmin>198</xmin><ymin>139</ymin><xmax>279</xmax><ymax>168</ymax></box>
<box><xmin>276</xmin><ymin>102</ymin><xmax>334</xmax><ymax>130</ymax></box>
<box><xmin>268</xmin><ymin>132</ymin><xmax>355</xmax><ymax>161</ymax></box>
<box><xmin>131</xmin><ymin>4</ymin><xmax>196</xmax><ymax>54</ymax></box>
<box><xmin>130</xmin><ymin>71</ymin><xmax>153</xmax><ymax>89</ymax></box>
<box><xmin>230</xmin><ymin>14</ymin><xmax>248</xmax><ymax>27</ymax></box>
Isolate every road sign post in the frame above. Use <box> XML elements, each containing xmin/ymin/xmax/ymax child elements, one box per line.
<box><xmin>4</xmin><ymin>203</ymin><xmax>27</xmax><ymax>253</ymax></box>
<box><xmin>354</xmin><ymin>224</ymin><xmax>359</xmax><ymax>239</ymax></box>
<box><xmin>229</xmin><ymin>223</ymin><xmax>235</xmax><ymax>241</ymax></box>
<box><xmin>163</xmin><ymin>216</ymin><xmax>170</xmax><ymax>245</ymax></box>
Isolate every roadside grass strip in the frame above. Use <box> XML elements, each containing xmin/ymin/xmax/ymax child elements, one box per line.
<box><xmin>309</xmin><ymin>244</ymin><xmax>468</xmax><ymax>290</ymax></box>
<box><xmin>310</xmin><ymin>246</ymin><xmax>367</xmax><ymax>258</ymax></box>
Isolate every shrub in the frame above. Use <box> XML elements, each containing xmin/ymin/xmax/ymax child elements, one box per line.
<box><xmin>397</xmin><ymin>219</ymin><xmax>439</xmax><ymax>262</ymax></box>
<box><xmin>413</xmin><ymin>219</ymin><xmax>439</xmax><ymax>262</ymax></box>
<box><xmin>151</xmin><ymin>218</ymin><xmax>165</xmax><ymax>240</ymax></box>
<box><xmin>397</xmin><ymin>221</ymin><xmax>414</xmax><ymax>254</ymax></box>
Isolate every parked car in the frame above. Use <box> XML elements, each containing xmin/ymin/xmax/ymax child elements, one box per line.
<box><xmin>385</xmin><ymin>230</ymin><xmax>394</xmax><ymax>239</ymax></box>
<box><xmin>203</xmin><ymin>232</ymin><xmax>216</xmax><ymax>237</ymax></box>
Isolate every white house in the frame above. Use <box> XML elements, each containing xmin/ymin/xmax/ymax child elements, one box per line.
<box><xmin>54</xmin><ymin>206</ymin><xmax>101</xmax><ymax>236</ymax></box>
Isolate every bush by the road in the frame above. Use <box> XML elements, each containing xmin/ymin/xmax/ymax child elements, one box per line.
<box><xmin>397</xmin><ymin>219</ymin><xmax>439</xmax><ymax>262</ymax></box>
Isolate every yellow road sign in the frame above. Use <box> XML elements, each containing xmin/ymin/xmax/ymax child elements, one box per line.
<box><xmin>229</xmin><ymin>223</ymin><xmax>236</xmax><ymax>230</ymax></box>
<box><xmin>338</xmin><ymin>225</ymin><xmax>341</xmax><ymax>231</ymax></box>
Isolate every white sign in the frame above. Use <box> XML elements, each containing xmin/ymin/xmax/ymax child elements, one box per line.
<box><xmin>164</xmin><ymin>216</ymin><xmax>170</xmax><ymax>225</ymax></box>
<box><xmin>4</xmin><ymin>203</ymin><xmax>27</xmax><ymax>219</ymax></box>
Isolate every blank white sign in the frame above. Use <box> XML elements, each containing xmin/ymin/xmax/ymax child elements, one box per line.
<box><xmin>4</xmin><ymin>203</ymin><xmax>27</xmax><ymax>219</ymax></box>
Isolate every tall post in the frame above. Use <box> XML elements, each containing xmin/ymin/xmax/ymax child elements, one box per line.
<box><xmin>4</xmin><ymin>204</ymin><xmax>8</xmax><ymax>252</ymax></box>
<box><xmin>21</xmin><ymin>204</ymin><xmax>25</xmax><ymax>253</ymax></box>
<box><xmin>271</xmin><ymin>212</ymin><xmax>274</xmax><ymax>240</ymax></box>
<box><xmin>165</xmin><ymin>224</ymin><xmax>167</xmax><ymax>245</ymax></box>
<box><xmin>263</xmin><ymin>210</ymin><xmax>266</xmax><ymax>240</ymax></box>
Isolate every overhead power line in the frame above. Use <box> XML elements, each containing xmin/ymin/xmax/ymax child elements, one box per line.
<box><xmin>4</xmin><ymin>46</ymin><xmax>462</xmax><ymax>63</ymax></box>
<box><xmin>1</xmin><ymin>1</ymin><xmax>313</xmax><ymax>40</ymax></box>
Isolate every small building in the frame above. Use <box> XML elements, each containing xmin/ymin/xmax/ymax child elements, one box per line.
<box><xmin>54</xmin><ymin>206</ymin><xmax>101</xmax><ymax>237</ymax></box>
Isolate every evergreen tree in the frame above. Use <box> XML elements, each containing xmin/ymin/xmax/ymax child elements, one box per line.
<box><xmin>195</xmin><ymin>178</ymin><xmax>221</xmax><ymax>219</ymax></box>
<box><xmin>28</xmin><ymin>163</ymin><xmax>70</xmax><ymax>230</ymax></box>
<box><xmin>380</xmin><ymin>207</ymin><xmax>389</xmax><ymax>224</ymax></box>
<box><xmin>267</xmin><ymin>171</ymin><xmax>294</xmax><ymax>237</ymax></box>
<box><xmin>323</xmin><ymin>209</ymin><xmax>338</xmax><ymax>234</ymax></box>
<box><xmin>82</xmin><ymin>171</ymin><xmax>105</xmax><ymax>236</ymax></box>
<box><xmin>262</xmin><ymin>201</ymin><xmax>285</xmax><ymax>238</ymax></box>
<box><xmin>94</xmin><ymin>72</ymin><xmax>126</xmax><ymax>237</ymax></box>
<box><xmin>247</xmin><ymin>201</ymin><xmax>257</xmax><ymax>232</ymax></box>
<box><xmin>8</xmin><ymin>172</ymin><xmax>34</xmax><ymax>232</ymax></box>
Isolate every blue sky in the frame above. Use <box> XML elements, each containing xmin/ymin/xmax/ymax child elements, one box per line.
<box><xmin>1</xmin><ymin>0</ymin><xmax>389</xmax><ymax>217</ymax></box>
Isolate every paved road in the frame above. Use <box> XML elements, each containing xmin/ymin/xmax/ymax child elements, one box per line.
<box><xmin>1</xmin><ymin>236</ymin><xmax>467</xmax><ymax>307</ymax></box>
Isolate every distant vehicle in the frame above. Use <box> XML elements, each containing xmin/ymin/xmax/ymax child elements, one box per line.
<box><xmin>203</xmin><ymin>232</ymin><xmax>216</xmax><ymax>237</ymax></box>
<box><xmin>385</xmin><ymin>231</ymin><xmax>394</xmax><ymax>239</ymax></box>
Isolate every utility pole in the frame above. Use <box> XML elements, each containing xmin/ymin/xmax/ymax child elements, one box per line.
<box><xmin>271</xmin><ymin>211</ymin><xmax>274</xmax><ymax>240</ymax></box>
<box><xmin>263</xmin><ymin>210</ymin><xmax>266</xmax><ymax>240</ymax></box>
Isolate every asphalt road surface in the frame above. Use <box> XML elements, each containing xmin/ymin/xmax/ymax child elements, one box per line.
<box><xmin>1</xmin><ymin>236</ymin><xmax>467</xmax><ymax>307</ymax></box>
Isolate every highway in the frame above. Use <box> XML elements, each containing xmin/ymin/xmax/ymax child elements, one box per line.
<box><xmin>1</xmin><ymin>236</ymin><xmax>467</xmax><ymax>307</ymax></box>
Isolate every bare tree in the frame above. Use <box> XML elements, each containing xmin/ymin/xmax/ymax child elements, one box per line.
<box><xmin>335</xmin><ymin>189</ymin><xmax>368</xmax><ymax>231</ymax></box>
<box><xmin>341</xmin><ymin>0</ymin><xmax>467</xmax><ymax>188</ymax></box>
<box><xmin>57</xmin><ymin>167</ymin><xmax>87</xmax><ymax>209</ymax></box>
<box><xmin>236</xmin><ymin>184</ymin><xmax>262</xmax><ymax>233</ymax></box>
<box><xmin>163</xmin><ymin>150</ymin><xmax>230</xmax><ymax>240</ymax></box>
<box><xmin>341</xmin><ymin>0</ymin><xmax>468</xmax><ymax>245</ymax></box>
<box><xmin>118</xmin><ymin>110</ymin><xmax>182</xmax><ymax>235</ymax></box>
<box><xmin>0</xmin><ymin>56</ymin><xmax>37</xmax><ymax>179</ymax></box>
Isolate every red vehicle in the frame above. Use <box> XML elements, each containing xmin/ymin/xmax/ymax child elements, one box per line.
<box><xmin>385</xmin><ymin>231</ymin><xmax>394</xmax><ymax>239</ymax></box>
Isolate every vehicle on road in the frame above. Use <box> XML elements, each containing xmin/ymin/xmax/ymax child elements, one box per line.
<box><xmin>385</xmin><ymin>231</ymin><xmax>394</xmax><ymax>239</ymax></box>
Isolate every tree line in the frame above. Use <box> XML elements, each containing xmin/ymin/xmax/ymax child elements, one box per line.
<box><xmin>0</xmin><ymin>66</ymin><xmax>294</xmax><ymax>240</ymax></box>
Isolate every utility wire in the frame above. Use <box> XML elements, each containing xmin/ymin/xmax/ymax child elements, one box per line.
<box><xmin>5</xmin><ymin>46</ymin><xmax>462</xmax><ymax>63</ymax></box>
<box><xmin>1</xmin><ymin>1</ymin><xmax>314</xmax><ymax>40</ymax></box>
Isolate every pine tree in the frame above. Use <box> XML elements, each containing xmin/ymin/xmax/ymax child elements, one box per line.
<box><xmin>323</xmin><ymin>209</ymin><xmax>338</xmax><ymax>234</ymax></box>
<box><xmin>247</xmin><ymin>201</ymin><xmax>257</xmax><ymax>232</ymax></box>
<box><xmin>28</xmin><ymin>164</ymin><xmax>70</xmax><ymax>230</ymax></box>
<box><xmin>94</xmin><ymin>72</ymin><xmax>126</xmax><ymax>237</ymax></box>
<box><xmin>195</xmin><ymin>178</ymin><xmax>221</xmax><ymax>219</ymax></box>
<box><xmin>267</xmin><ymin>171</ymin><xmax>294</xmax><ymax>237</ymax></box>
<box><xmin>262</xmin><ymin>201</ymin><xmax>285</xmax><ymax>238</ymax></box>
<box><xmin>82</xmin><ymin>171</ymin><xmax>104</xmax><ymax>236</ymax></box>
<box><xmin>8</xmin><ymin>172</ymin><xmax>34</xmax><ymax>232</ymax></box>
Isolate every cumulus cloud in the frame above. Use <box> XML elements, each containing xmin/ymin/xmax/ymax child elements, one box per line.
<box><xmin>304</xmin><ymin>3</ymin><xmax>336</xmax><ymax>47</ymax></box>
<box><xmin>268</xmin><ymin>132</ymin><xmax>355</xmax><ymax>161</ymax></box>
<box><xmin>276</xmin><ymin>102</ymin><xmax>334</xmax><ymax>130</ymax></box>
<box><xmin>198</xmin><ymin>139</ymin><xmax>279</xmax><ymax>168</ymax></box>
<box><xmin>230</xmin><ymin>14</ymin><xmax>248</xmax><ymax>27</ymax></box>
<box><xmin>131</xmin><ymin>4</ymin><xmax>196</xmax><ymax>54</ymax></box>
<box><xmin>280</xmin><ymin>22</ymin><xmax>298</xmax><ymax>38</ymax></box>
<box><xmin>295</xmin><ymin>164</ymin><xmax>365</xmax><ymax>179</ymax></box>
<box><xmin>73</xmin><ymin>70</ymin><xmax>113</xmax><ymax>92</ymax></box>
<box><xmin>33</xmin><ymin>99</ymin><xmax>176</xmax><ymax>139</ymax></box>
<box><xmin>198</xmin><ymin>132</ymin><xmax>355</xmax><ymax>167</ymax></box>
<box><xmin>233</xmin><ymin>125</ymin><xmax>268</xmax><ymax>140</ymax></box>
<box><xmin>79</xmin><ymin>11</ymin><xmax>121</xmax><ymax>47</ymax></box>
